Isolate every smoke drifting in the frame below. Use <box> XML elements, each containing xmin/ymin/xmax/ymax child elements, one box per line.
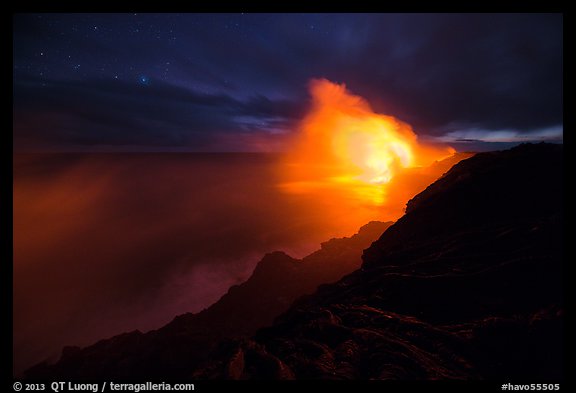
<box><xmin>13</xmin><ymin>153</ymin><xmax>342</xmax><ymax>376</ymax></box>
<box><xmin>279</xmin><ymin>79</ymin><xmax>463</xmax><ymax>224</ymax></box>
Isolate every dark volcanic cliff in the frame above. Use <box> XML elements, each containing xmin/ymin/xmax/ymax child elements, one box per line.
<box><xmin>194</xmin><ymin>143</ymin><xmax>563</xmax><ymax>380</ymax></box>
<box><xmin>25</xmin><ymin>221</ymin><xmax>392</xmax><ymax>379</ymax></box>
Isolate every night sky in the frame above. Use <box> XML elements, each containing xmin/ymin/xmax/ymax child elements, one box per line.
<box><xmin>13</xmin><ymin>13</ymin><xmax>563</xmax><ymax>152</ymax></box>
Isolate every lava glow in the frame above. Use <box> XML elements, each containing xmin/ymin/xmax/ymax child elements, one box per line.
<box><xmin>280</xmin><ymin>79</ymin><xmax>458</xmax><ymax>216</ymax></box>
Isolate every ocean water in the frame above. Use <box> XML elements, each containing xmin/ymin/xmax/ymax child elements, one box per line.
<box><xmin>13</xmin><ymin>152</ymin><xmax>386</xmax><ymax>376</ymax></box>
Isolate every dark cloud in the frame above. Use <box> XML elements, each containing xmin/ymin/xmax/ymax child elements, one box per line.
<box><xmin>13</xmin><ymin>76</ymin><xmax>305</xmax><ymax>150</ymax></box>
<box><xmin>334</xmin><ymin>14</ymin><xmax>563</xmax><ymax>135</ymax></box>
<box><xmin>13</xmin><ymin>13</ymin><xmax>562</xmax><ymax>151</ymax></box>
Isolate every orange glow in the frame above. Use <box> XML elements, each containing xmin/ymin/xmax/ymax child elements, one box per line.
<box><xmin>279</xmin><ymin>79</ymin><xmax>465</xmax><ymax>228</ymax></box>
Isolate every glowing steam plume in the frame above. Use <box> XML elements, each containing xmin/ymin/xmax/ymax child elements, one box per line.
<box><xmin>280</xmin><ymin>79</ymin><xmax>458</xmax><ymax>211</ymax></box>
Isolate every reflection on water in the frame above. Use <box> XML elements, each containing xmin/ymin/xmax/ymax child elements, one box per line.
<box><xmin>279</xmin><ymin>176</ymin><xmax>387</xmax><ymax>207</ymax></box>
<box><xmin>277</xmin><ymin>151</ymin><xmax>469</xmax><ymax>228</ymax></box>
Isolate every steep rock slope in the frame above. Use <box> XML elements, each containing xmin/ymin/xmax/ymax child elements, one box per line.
<box><xmin>196</xmin><ymin>143</ymin><xmax>563</xmax><ymax>380</ymax></box>
<box><xmin>26</xmin><ymin>221</ymin><xmax>392</xmax><ymax>379</ymax></box>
